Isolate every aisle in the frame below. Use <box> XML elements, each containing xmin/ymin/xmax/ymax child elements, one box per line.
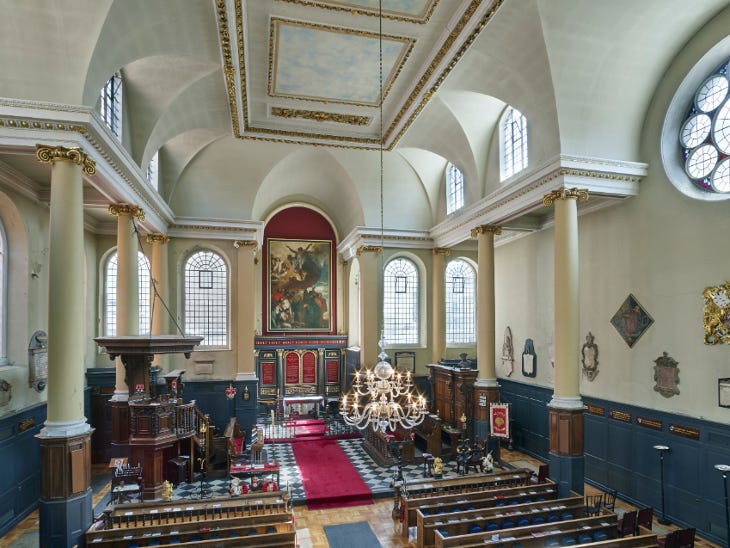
<box><xmin>292</xmin><ymin>439</ymin><xmax>373</xmax><ymax>510</ymax></box>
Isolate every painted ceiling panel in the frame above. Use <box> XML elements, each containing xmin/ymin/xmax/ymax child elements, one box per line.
<box><xmin>271</xmin><ymin>19</ymin><xmax>412</xmax><ymax>105</ymax></box>
<box><xmin>277</xmin><ymin>0</ymin><xmax>438</xmax><ymax>23</ymax></box>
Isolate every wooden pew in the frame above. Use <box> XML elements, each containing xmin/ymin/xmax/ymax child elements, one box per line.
<box><xmin>86</xmin><ymin>513</ymin><xmax>293</xmax><ymax>546</ymax></box>
<box><xmin>401</xmin><ymin>468</ymin><xmax>534</xmax><ymax>536</ymax></box>
<box><xmin>426</xmin><ymin>495</ymin><xmax>585</xmax><ymax>548</ymax></box>
<box><xmin>415</xmin><ymin>483</ymin><xmax>559</xmax><ymax>548</ymax></box>
<box><xmin>435</xmin><ymin>513</ymin><xmax>620</xmax><ymax>548</ymax></box>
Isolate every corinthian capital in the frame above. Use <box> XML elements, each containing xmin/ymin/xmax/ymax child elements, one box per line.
<box><xmin>470</xmin><ymin>224</ymin><xmax>502</xmax><ymax>238</ymax></box>
<box><xmin>543</xmin><ymin>188</ymin><xmax>589</xmax><ymax>206</ymax></box>
<box><xmin>108</xmin><ymin>204</ymin><xmax>146</xmax><ymax>221</ymax></box>
<box><xmin>35</xmin><ymin>144</ymin><xmax>96</xmax><ymax>175</ymax></box>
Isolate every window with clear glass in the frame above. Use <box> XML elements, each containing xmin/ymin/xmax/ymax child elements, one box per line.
<box><xmin>445</xmin><ymin>259</ymin><xmax>476</xmax><ymax>344</ymax></box>
<box><xmin>104</xmin><ymin>251</ymin><xmax>151</xmax><ymax>336</ymax></box>
<box><xmin>383</xmin><ymin>257</ymin><xmax>419</xmax><ymax>344</ymax></box>
<box><xmin>679</xmin><ymin>59</ymin><xmax>730</xmax><ymax>193</ymax></box>
<box><xmin>184</xmin><ymin>250</ymin><xmax>228</xmax><ymax>347</ymax></box>
<box><xmin>146</xmin><ymin>151</ymin><xmax>159</xmax><ymax>189</ymax></box>
<box><xmin>445</xmin><ymin>162</ymin><xmax>464</xmax><ymax>214</ymax></box>
<box><xmin>100</xmin><ymin>72</ymin><xmax>123</xmax><ymax>139</ymax></box>
<box><xmin>501</xmin><ymin>106</ymin><xmax>528</xmax><ymax>180</ymax></box>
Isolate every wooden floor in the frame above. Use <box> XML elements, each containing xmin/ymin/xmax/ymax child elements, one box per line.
<box><xmin>0</xmin><ymin>448</ymin><xmax>721</xmax><ymax>547</ymax></box>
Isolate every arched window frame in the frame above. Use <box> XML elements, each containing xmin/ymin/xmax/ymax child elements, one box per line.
<box><xmin>100</xmin><ymin>72</ymin><xmax>123</xmax><ymax>140</ymax></box>
<box><xmin>183</xmin><ymin>249</ymin><xmax>229</xmax><ymax>348</ymax></box>
<box><xmin>445</xmin><ymin>162</ymin><xmax>464</xmax><ymax>214</ymax></box>
<box><xmin>103</xmin><ymin>250</ymin><xmax>151</xmax><ymax>336</ymax></box>
<box><xmin>445</xmin><ymin>258</ymin><xmax>476</xmax><ymax>345</ymax></box>
<box><xmin>383</xmin><ymin>256</ymin><xmax>421</xmax><ymax>346</ymax></box>
<box><xmin>499</xmin><ymin>106</ymin><xmax>528</xmax><ymax>181</ymax></box>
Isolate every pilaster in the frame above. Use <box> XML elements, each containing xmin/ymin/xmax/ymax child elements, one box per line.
<box><xmin>356</xmin><ymin>245</ymin><xmax>381</xmax><ymax>367</ymax></box>
<box><xmin>431</xmin><ymin>248</ymin><xmax>449</xmax><ymax>363</ymax></box>
<box><xmin>234</xmin><ymin>239</ymin><xmax>258</xmax><ymax>377</ymax></box>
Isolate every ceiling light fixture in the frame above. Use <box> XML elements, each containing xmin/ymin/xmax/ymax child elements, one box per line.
<box><xmin>340</xmin><ymin>0</ymin><xmax>428</xmax><ymax>435</ymax></box>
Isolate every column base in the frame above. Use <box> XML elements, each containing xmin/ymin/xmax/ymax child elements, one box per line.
<box><xmin>39</xmin><ymin>489</ymin><xmax>93</xmax><ymax>548</ymax></box>
<box><xmin>548</xmin><ymin>452</ymin><xmax>585</xmax><ymax>498</ymax></box>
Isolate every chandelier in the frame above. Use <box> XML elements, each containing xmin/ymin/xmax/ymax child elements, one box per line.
<box><xmin>340</xmin><ymin>0</ymin><xmax>428</xmax><ymax>434</ymax></box>
<box><xmin>341</xmin><ymin>338</ymin><xmax>428</xmax><ymax>434</ymax></box>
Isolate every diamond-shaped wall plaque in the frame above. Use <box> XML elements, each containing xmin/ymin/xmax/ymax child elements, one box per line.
<box><xmin>610</xmin><ymin>294</ymin><xmax>654</xmax><ymax>348</ymax></box>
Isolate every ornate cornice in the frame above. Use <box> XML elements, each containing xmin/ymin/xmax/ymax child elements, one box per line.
<box><xmin>543</xmin><ymin>188</ymin><xmax>589</xmax><ymax>207</ymax></box>
<box><xmin>275</xmin><ymin>0</ymin><xmax>440</xmax><ymax>24</ymax></box>
<box><xmin>470</xmin><ymin>224</ymin><xmax>502</xmax><ymax>238</ymax></box>
<box><xmin>35</xmin><ymin>144</ymin><xmax>96</xmax><ymax>175</ymax></box>
<box><xmin>108</xmin><ymin>204</ymin><xmax>145</xmax><ymax>221</ymax></box>
<box><xmin>271</xmin><ymin>107</ymin><xmax>370</xmax><ymax>126</ymax></box>
<box><xmin>145</xmin><ymin>233</ymin><xmax>170</xmax><ymax>244</ymax></box>
<box><xmin>356</xmin><ymin>245</ymin><xmax>382</xmax><ymax>256</ymax></box>
<box><xmin>433</xmin><ymin>247</ymin><xmax>451</xmax><ymax>256</ymax></box>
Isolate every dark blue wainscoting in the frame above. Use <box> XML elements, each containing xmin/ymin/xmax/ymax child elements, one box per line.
<box><xmin>499</xmin><ymin>378</ymin><xmax>730</xmax><ymax>545</ymax></box>
<box><xmin>0</xmin><ymin>403</ymin><xmax>46</xmax><ymax>538</ymax></box>
<box><xmin>183</xmin><ymin>380</ymin><xmax>258</xmax><ymax>435</ymax></box>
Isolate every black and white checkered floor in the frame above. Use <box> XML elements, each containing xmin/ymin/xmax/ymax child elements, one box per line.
<box><xmin>170</xmin><ymin>439</ymin><xmax>466</xmax><ymax>505</ymax></box>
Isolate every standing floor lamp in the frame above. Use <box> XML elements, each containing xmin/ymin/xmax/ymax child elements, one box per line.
<box><xmin>654</xmin><ymin>445</ymin><xmax>671</xmax><ymax>525</ymax></box>
<box><xmin>715</xmin><ymin>464</ymin><xmax>730</xmax><ymax>546</ymax></box>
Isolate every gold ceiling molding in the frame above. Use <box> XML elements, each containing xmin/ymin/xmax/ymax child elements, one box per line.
<box><xmin>386</xmin><ymin>0</ymin><xmax>503</xmax><ymax>145</ymax></box>
<box><xmin>145</xmin><ymin>233</ymin><xmax>170</xmax><ymax>244</ymax></box>
<box><xmin>35</xmin><ymin>144</ymin><xmax>96</xmax><ymax>175</ymax></box>
<box><xmin>268</xmin><ymin>18</ymin><xmax>415</xmax><ymax>107</ymax></box>
<box><xmin>275</xmin><ymin>0</ymin><xmax>440</xmax><ymax>24</ymax></box>
<box><xmin>219</xmin><ymin>0</ymin><xmax>503</xmax><ymax>149</ymax></box>
<box><xmin>271</xmin><ymin>107</ymin><xmax>370</xmax><ymax>126</ymax></box>
<box><xmin>542</xmin><ymin>188</ymin><xmax>589</xmax><ymax>207</ymax></box>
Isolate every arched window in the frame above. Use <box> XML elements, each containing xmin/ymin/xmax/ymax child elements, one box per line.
<box><xmin>679</xmin><ymin>58</ymin><xmax>730</xmax><ymax>193</ymax></box>
<box><xmin>383</xmin><ymin>257</ymin><xmax>419</xmax><ymax>344</ymax></box>
<box><xmin>146</xmin><ymin>151</ymin><xmax>159</xmax><ymax>190</ymax></box>
<box><xmin>184</xmin><ymin>250</ymin><xmax>228</xmax><ymax>347</ymax></box>
<box><xmin>445</xmin><ymin>259</ymin><xmax>476</xmax><ymax>344</ymax></box>
<box><xmin>104</xmin><ymin>251</ymin><xmax>151</xmax><ymax>336</ymax></box>
<box><xmin>500</xmin><ymin>106</ymin><xmax>528</xmax><ymax>181</ymax></box>
<box><xmin>100</xmin><ymin>72</ymin><xmax>122</xmax><ymax>139</ymax></box>
<box><xmin>445</xmin><ymin>162</ymin><xmax>464</xmax><ymax>214</ymax></box>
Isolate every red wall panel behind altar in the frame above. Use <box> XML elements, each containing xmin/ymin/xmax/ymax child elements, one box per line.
<box><xmin>263</xmin><ymin>206</ymin><xmax>337</xmax><ymax>335</ymax></box>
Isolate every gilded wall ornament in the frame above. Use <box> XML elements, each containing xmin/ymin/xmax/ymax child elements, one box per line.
<box><xmin>500</xmin><ymin>326</ymin><xmax>514</xmax><ymax>377</ymax></box>
<box><xmin>653</xmin><ymin>351</ymin><xmax>680</xmax><ymax>398</ymax></box>
<box><xmin>702</xmin><ymin>281</ymin><xmax>730</xmax><ymax>345</ymax></box>
<box><xmin>581</xmin><ymin>331</ymin><xmax>599</xmax><ymax>381</ymax></box>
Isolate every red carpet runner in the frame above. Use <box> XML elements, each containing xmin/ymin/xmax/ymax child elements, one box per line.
<box><xmin>292</xmin><ymin>439</ymin><xmax>373</xmax><ymax>510</ymax></box>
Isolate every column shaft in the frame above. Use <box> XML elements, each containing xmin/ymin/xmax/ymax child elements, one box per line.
<box><xmin>431</xmin><ymin>249</ymin><xmax>447</xmax><ymax>363</ymax></box>
<box><xmin>46</xmin><ymin>160</ymin><xmax>86</xmax><ymax>427</ymax></box>
<box><xmin>148</xmin><ymin>234</ymin><xmax>169</xmax><ymax>370</ymax></box>
<box><xmin>357</xmin><ymin>246</ymin><xmax>380</xmax><ymax>367</ymax></box>
<box><xmin>235</xmin><ymin>241</ymin><xmax>257</xmax><ymax>379</ymax></box>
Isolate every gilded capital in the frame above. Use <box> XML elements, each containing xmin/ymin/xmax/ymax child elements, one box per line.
<box><xmin>36</xmin><ymin>144</ymin><xmax>96</xmax><ymax>175</ymax></box>
<box><xmin>356</xmin><ymin>245</ymin><xmax>382</xmax><ymax>256</ymax></box>
<box><xmin>543</xmin><ymin>188</ymin><xmax>589</xmax><ymax>207</ymax></box>
<box><xmin>433</xmin><ymin>247</ymin><xmax>451</xmax><ymax>256</ymax></box>
<box><xmin>233</xmin><ymin>239</ymin><xmax>258</xmax><ymax>250</ymax></box>
<box><xmin>470</xmin><ymin>224</ymin><xmax>502</xmax><ymax>238</ymax></box>
<box><xmin>108</xmin><ymin>204</ymin><xmax>145</xmax><ymax>221</ymax></box>
<box><xmin>145</xmin><ymin>233</ymin><xmax>170</xmax><ymax>245</ymax></box>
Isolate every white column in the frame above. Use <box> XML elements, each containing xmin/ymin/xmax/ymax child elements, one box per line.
<box><xmin>234</xmin><ymin>240</ymin><xmax>258</xmax><ymax>380</ymax></box>
<box><xmin>544</xmin><ymin>188</ymin><xmax>588</xmax><ymax>408</ymax></box>
<box><xmin>357</xmin><ymin>245</ymin><xmax>381</xmax><ymax>367</ymax></box>
<box><xmin>473</xmin><ymin>224</ymin><xmax>501</xmax><ymax>387</ymax></box>
<box><xmin>147</xmin><ymin>233</ymin><xmax>169</xmax><ymax>368</ymax></box>
<box><xmin>109</xmin><ymin>204</ymin><xmax>143</xmax><ymax>400</ymax></box>
<box><xmin>36</xmin><ymin>145</ymin><xmax>95</xmax><ymax>436</ymax></box>
<box><xmin>431</xmin><ymin>248</ymin><xmax>449</xmax><ymax>363</ymax></box>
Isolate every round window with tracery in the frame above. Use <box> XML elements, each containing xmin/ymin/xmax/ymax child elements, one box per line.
<box><xmin>680</xmin><ymin>60</ymin><xmax>730</xmax><ymax>193</ymax></box>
